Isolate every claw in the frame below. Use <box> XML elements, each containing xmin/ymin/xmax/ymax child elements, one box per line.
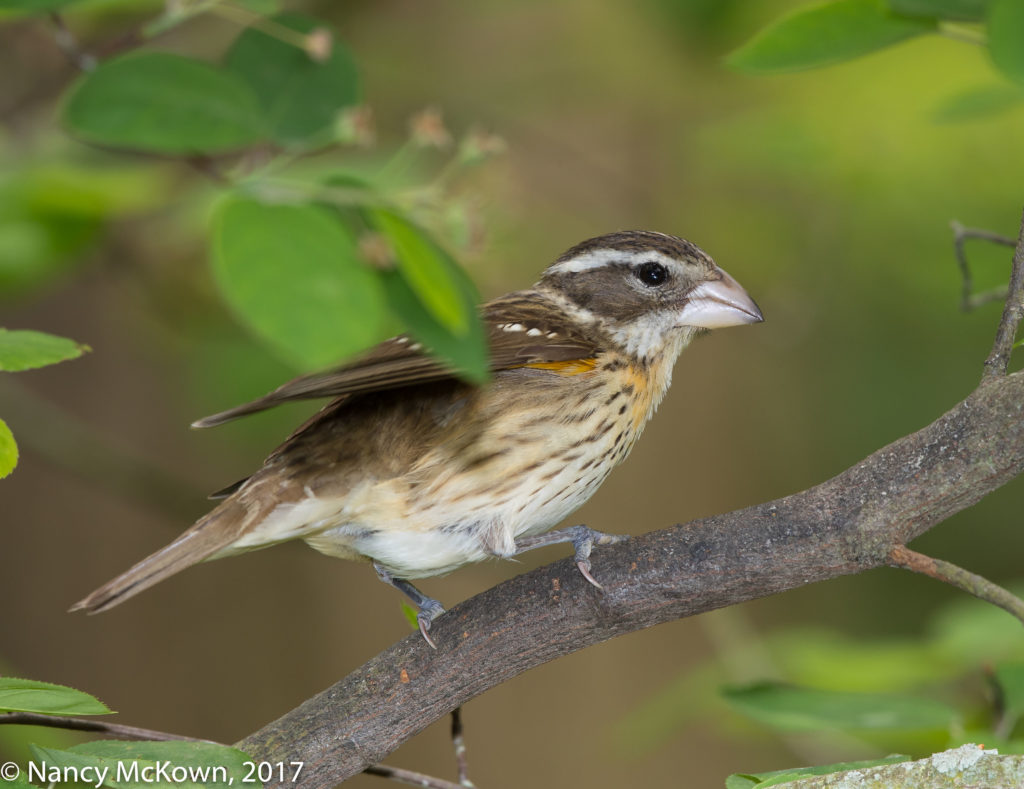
<box><xmin>512</xmin><ymin>524</ymin><xmax>626</xmax><ymax>591</ymax></box>
<box><xmin>416</xmin><ymin>599</ymin><xmax>445</xmax><ymax>649</ymax></box>
<box><xmin>418</xmin><ymin>615</ymin><xmax>438</xmax><ymax>650</ymax></box>
<box><xmin>575</xmin><ymin>559</ymin><xmax>603</xmax><ymax>591</ymax></box>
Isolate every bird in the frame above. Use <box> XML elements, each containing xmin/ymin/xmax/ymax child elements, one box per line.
<box><xmin>72</xmin><ymin>230</ymin><xmax>763</xmax><ymax>646</ymax></box>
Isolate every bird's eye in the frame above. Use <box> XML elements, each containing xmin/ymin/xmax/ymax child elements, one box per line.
<box><xmin>634</xmin><ymin>261</ymin><xmax>669</xmax><ymax>287</ymax></box>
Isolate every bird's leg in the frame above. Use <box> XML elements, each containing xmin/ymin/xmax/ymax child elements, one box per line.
<box><xmin>373</xmin><ymin>562</ymin><xmax>446</xmax><ymax>649</ymax></box>
<box><xmin>513</xmin><ymin>525</ymin><xmax>627</xmax><ymax>590</ymax></box>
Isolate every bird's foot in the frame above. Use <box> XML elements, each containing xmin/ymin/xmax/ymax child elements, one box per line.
<box><xmin>415</xmin><ymin>598</ymin><xmax>446</xmax><ymax>649</ymax></box>
<box><xmin>374</xmin><ymin>562</ymin><xmax>446</xmax><ymax>649</ymax></box>
<box><xmin>514</xmin><ymin>524</ymin><xmax>627</xmax><ymax>591</ymax></box>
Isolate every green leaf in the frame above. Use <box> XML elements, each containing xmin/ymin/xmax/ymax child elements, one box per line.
<box><xmin>0</xmin><ymin>769</ymin><xmax>33</xmax><ymax>788</ymax></box>
<box><xmin>211</xmin><ymin>196</ymin><xmax>389</xmax><ymax>370</ymax></box>
<box><xmin>0</xmin><ymin>328</ymin><xmax>89</xmax><ymax>371</ymax></box>
<box><xmin>371</xmin><ymin>209</ymin><xmax>474</xmax><ymax>336</ymax></box>
<box><xmin>888</xmin><ymin>0</ymin><xmax>988</xmax><ymax>20</ymax></box>
<box><xmin>0</xmin><ymin>0</ymin><xmax>82</xmax><ymax>10</ymax></box>
<box><xmin>932</xmin><ymin>83</ymin><xmax>1024</xmax><ymax>121</ymax></box>
<box><xmin>726</xmin><ymin>0</ymin><xmax>936</xmax><ymax>74</ymax></box>
<box><xmin>0</xmin><ymin>677</ymin><xmax>111</xmax><ymax>715</ymax></box>
<box><xmin>30</xmin><ymin>741</ymin><xmax>253</xmax><ymax>789</ymax></box>
<box><xmin>769</xmin><ymin>628</ymin><xmax>953</xmax><ymax>691</ymax></box>
<box><xmin>722</xmin><ymin>681</ymin><xmax>957</xmax><ymax>731</ymax></box>
<box><xmin>726</xmin><ymin>755</ymin><xmax>911</xmax><ymax>788</ymax></box>
<box><xmin>63</xmin><ymin>52</ymin><xmax>265</xmax><ymax>154</ymax></box>
<box><xmin>400</xmin><ymin>601</ymin><xmax>419</xmax><ymax>629</ymax></box>
<box><xmin>0</xmin><ymin>418</ymin><xmax>17</xmax><ymax>479</ymax></box>
<box><xmin>380</xmin><ymin>266</ymin><xmax>489</xmax><ymax>384</ymax></box>
<box><xmin>989</xmin><ymin>0</ymin><xmax>1024</xmax><ymax>84</ymax></box>
<box><xmin>225</xmin><ymin>13</ymin><xmax>359</xmax><ymax>148</ymax></box>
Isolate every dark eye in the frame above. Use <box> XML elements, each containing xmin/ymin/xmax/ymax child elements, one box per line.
<box><xmin>634</xmin><ymin>261</ymin><xmax>669</xmax><ymax>287</ymax></box>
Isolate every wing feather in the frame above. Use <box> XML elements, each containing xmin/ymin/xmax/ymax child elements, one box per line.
<box><xmin>191</xmin><ymin>291</ymin><xmax>600</xmax><ymax>429</ymax></box>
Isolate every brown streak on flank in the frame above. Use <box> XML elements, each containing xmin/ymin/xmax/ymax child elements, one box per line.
<box><xmin>520</xmin><ymin>460</ymin><xmax>547</xmax><ymax>473</ymax></box>
<box><xmin>538</xmin><ymin>467</ymin><xmax>563</xmax><ymax>483</ymax></box>
<box><xmin>589</xmin><ymin>421</ymin><xmax>615</xmax><ymax>442</ymax></box>
<box><xmin>564</xmin><ymin>408</ymin><xmax>597</xmax><ymax>424</ymax></box>
<box><xmin>462</xmin><ymin>449</ymin><xmax>510</xmax><ymax>472</ymax></box>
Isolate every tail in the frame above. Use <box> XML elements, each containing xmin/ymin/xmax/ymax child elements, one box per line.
<box><xmin>71</xmin><ymin>503</ymin><xmax>251</xmax><ymax>614</ymax></box>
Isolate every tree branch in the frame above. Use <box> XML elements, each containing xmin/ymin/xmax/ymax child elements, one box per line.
<box><xmin>779</xmin><ymin>745</ymin><xmax>1022</xmax><ymax>788</ymax></box>
<box><xmin>236</xmin><ymin>368</ymin><xmax>1024</xmax><ymax>787</ymax></box>
<box><xmin>983</xmin><ymin>208</ymin><xmax>1024</xmax><ymax>377</ymax></box>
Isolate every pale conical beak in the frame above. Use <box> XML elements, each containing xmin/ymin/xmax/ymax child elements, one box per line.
<box><xmin>677</xmin><ymin>267</ymin><xmax>764</xmax><ymax>329</ymax></box>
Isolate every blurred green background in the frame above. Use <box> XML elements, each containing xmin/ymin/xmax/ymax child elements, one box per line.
<box><xmin>2</xmin><ymin>0</ymin><xmax>1024</xmax><ymax>786</ymax></box>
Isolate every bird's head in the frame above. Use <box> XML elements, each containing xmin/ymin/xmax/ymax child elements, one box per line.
<box><xmin>535</xmin><ymin>230</ymin><xmax>764</xmax><ymax>361</ymax></box>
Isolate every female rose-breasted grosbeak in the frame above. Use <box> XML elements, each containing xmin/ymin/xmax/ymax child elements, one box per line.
<box><xmin>73</xmin><ymin>231</ymin><xmax>762</xmax><ymax>646</ymax></box>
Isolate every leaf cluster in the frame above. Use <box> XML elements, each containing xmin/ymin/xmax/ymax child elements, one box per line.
<box><xmin>728</xmin><ymin>0</ymin><xmax>1024</xmax><ymax>122</ymax></box>
<box><xmin>0</xmin><ymin>0</ymin><xmax>506</xmax><ymax>480</ymax></box>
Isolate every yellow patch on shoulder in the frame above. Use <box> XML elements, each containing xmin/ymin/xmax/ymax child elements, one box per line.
<box><xmin>519</xmin><ymin>358</ymin><xmax>598</xmax><ymax>376</ymax></box>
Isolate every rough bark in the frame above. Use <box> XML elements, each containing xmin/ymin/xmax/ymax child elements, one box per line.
<box><xmin>236</xmin><ymin>370</ymin><xmax>1024</xmax><ymax>787</ymax></box>
<box><xmin>776</xmin><ymin>745</ymin><xmax>1024</xmax><ymax>788</ymax></box>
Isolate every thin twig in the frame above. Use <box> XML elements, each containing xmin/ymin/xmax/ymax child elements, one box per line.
<box><xmin>950</xmin><ymin>220</ymin><xmax>1015</xmax><ymax>312</ymax></box>
<box><xmin>48</xmin><ymin>13</ymin><xmax>97</xmax><ymax>72</ymax></box>
<box><xmin>364</xmin><ymin>764</ymin><xmax>467</xmax><ymax>789</ymax></box>
<box><xmin>983</xmin><ymin>209</ymin><xmax>1024</xmax><ymax>377</ymax></box>
<box><xmin>889</xmin><ymin>545</ymin><xmax>1024</xmax><ymax>626</ymax></box>
<box><xmin>450</xmin><ymin>708</ymin><xmax>474</xmax><ymax>788</ymax></box>
<box><xmin>0</xmin><ymin>712</ymin><xmax>214</xmax><ymax>743</ymax></box>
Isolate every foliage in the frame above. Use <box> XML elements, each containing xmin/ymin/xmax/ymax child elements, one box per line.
<box><xmin>0</xmin><ymin>678</ymin><xmax>253</xmax><ymax>788</ymax></box>
<box><xmin>0</xmin><ymin>329</ymin><xmax>89</xmax><ymax>478</ymax></box>
<box><xmin>698</xmin><ymin>5</ymin><xmax>1024</xmax><ymax>780</ymax></box>
<box><xmin>728</xmin><ymin>0</ymin><xmax>1024</xmax><ymax>121</ymax></box>
<box><xmin>0</xmin><ymin>0</ymin><xmax>500</xmax><ymax>407</ymax></box>
<box><xmin>0</xmin><ymin>678</ymin><xmax>110</xmax><ymax>716</ymax></box>
<box><xmin>1</xmin><ymin>0</ymin><xmax>1022</xmax><ymax>786</ymax></box>
<box><xmin>618</xmin><ymin>592</ymin><xmax>1024</xmax><ymax>786</ymax></box>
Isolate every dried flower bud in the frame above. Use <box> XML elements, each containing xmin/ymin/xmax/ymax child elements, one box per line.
<box><xmin>336</xmin><ymin>105</ymin><xmax>376</xmax><ymax>147</ymax></box>
<box><xmin>458</xmin><ymin>128</ymin><xmax>508</xmax><ymax>166</ymax></box>
<box><xmin>409</xmin><ymin>107</ymin><xmax>453</xmax><ymax>149</ymax></box>
<box><xmin>359</xmin><ymin>232</ymin><xmax>396</xmax><ymax>271</ymax></box>
<box><xmin>304</xmin><ymin>28</ymin><xmax>333</xmax><ymax>63</ymax></box>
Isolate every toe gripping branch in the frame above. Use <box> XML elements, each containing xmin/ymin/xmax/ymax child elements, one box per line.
<box><xmin>374</xmin><ymin>563</ymin><xmax>446</xmax><ymax>649</ymax></box>
<box><xmin>514</xmin><ymin>524</ymin><xmax>628</xmax><ymax>591</ymax></box>
<box><xmin>374</xmin><ymin>526</ymin><xmax>626</xmax><ymax>649</ymax></box>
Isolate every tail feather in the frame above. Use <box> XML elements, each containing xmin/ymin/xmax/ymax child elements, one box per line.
<box><xmin>71</xmin><ymin>504</ymin><xmax>249</xmax><ymax>614</ymax></box>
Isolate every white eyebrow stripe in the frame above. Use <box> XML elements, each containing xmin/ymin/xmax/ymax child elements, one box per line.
<box><xmin>545</xmin><ymin>248</ymin><xmax>679</xmax><ymax>275</ymax></box>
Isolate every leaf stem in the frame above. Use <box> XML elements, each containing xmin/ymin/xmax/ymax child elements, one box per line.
<box><xmin>889</xmin><ymin>545</ymin><xmax>1024</xmax><ymax>626</ymax></box>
